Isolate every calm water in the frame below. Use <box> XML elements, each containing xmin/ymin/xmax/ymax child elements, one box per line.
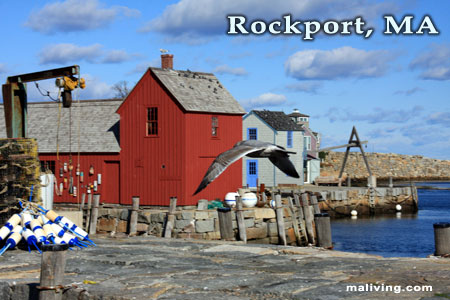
<box><xmin>331</xmin><ymin>182</ymin><xmax>450</xmax><ymax>257</ymax></box>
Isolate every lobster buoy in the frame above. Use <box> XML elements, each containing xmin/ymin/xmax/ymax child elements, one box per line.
<box><xmin>97</xmin><ymin>174</ymin><xmax>101</xmax><ymax>185</ymax></box>
<box><xmin>21</xmin><ymin>211</ymin><xmax>32</xmax><ymax>228</ymax></box>
<box><xmin>89</xmin><ymin>165</ymin><xmax>94</xmax><ymax>175</ymax></box>
<box><xmin>59</xmin><ymin>182</ymin><xmax>64</xmax><ymax>194</ymax></box>
<box><xmin>30</xmin><ymin>219</ymin><xmax>46</xmax><ymax>244</ymax></box>
<box><xmin>0</xmin><ymin>225</ymin><xmax>23</xmax><ymax>256</ymax></box>
<box><xmin>0</xmin><ymin>214</ymin><xmax>21</xmax><ymax>241</ymax></box>
<box><xmin>80</xmin><ymin>171</ymin><xmax>84</xmax><ymax>183</ymax></box>
<box><xmin>22</xmin><ymin>228</ymin><xmax>41</xmax><ymax>253</ymax></box>
<box><xmin>63</xmin><ymin>162</ymin><xmax>68</xmax><ymax>173</ymax></box>
<box><xmin>93</xmin><ymin>181</ymin><xmax>98</xmax><ymax>192</ymax></box>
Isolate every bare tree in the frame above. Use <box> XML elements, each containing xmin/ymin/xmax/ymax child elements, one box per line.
<box><xmin>112</xmin><ymin>81</ymin><xmax>130</xmax><ymax>98</ymax></box>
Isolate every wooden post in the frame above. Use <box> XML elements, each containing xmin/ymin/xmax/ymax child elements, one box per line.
<box><xmin>301</xmin><ymin>193</ymin><xmax>315</xmax><ymax>244</ymax></box>
<box><xmin>347</xmin><ymin>176</ymin><xmax>351</xmax><ymax>187</ymax></box>
<box><xmin>129</xmin><ymin>196</ymin><xmax>140</xmax><ymax>236</ymax></box>
<box><xmin>314</xmin><ymin>213</ymin><xmax>332</xmax><ymax>249</ymax></box>
<box><xmin>310</xmin><ymin>195</ymin><xmax>321</xmax><ymax>214</ymax></box>
<box><xmin>164</xmin><ymin>197</ymin><xmax>177</xmax><ymax>238</ymax></box>
<box><xmin>275</xmin><ymin>194</ymin><xmax>287</xmax><ymax>246</ymax></box>
<box><xmin>38</xmin><ymin>244</ymin><xmax>69</xmax><ymax>300</ymax></box>
<box><xmin>287</xmin><ymin>197</ymin><xmax>301</xmax><ymax>246</ymax></box>
<box><xmin>88</xmin><ymin>194</ymin><xmax>100</xmax><ymax>235</ymax></box>
<box><xmin>294</xmin><ymin>193</ymin><xmax>308</xmax><ymax>244</ymax></box>
<box><xmin>235</xmin><ymin>196</ymin><xmax>247</xmax><ymax>243</ymax></box>
<box><xmin>84</xmin><ymin>193</ymin><xmax>92</xmax><ymax>230</ymax></box>
<box><xmin>389</xmin><ymin>176</ymin><xmax>393</xmax><ymax>188</ymax></box>
<box><xmin>434</xmin><ymin>222</ymin><xmax>450</xmax><ymax>256</ymax></box>
<box><xmin>218</xmin><ymin>207</ymin><xmax>233</xmax><ymax>240</ymax></box>
<box><xmin>79</xmin><ymin>193</ymin><xmax>86</xmax><ymax>211</ymax></box>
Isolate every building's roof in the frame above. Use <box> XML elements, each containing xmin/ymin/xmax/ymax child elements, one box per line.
<box><xmin>0</xmin><ymin>99</ymin><xmax>122</xmax><ymax>153</ymax></box>
<box><xmin>150</xmin><ymin>68</ymin><xmax>246</xmax><ymax>114</ymax></box>
<box><xmin>252</xmin><ymin>110</ymin><xmax>304</xmax><ymax>131</ymax></box>
<box><xmin>288</xmin><ymin>111</ymin><xmax>310</xmax><ymax>118</ymax></box>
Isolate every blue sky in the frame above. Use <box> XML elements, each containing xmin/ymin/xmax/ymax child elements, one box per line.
<box><xmin>0</xmin><ymin>0</ymin><xmax>449</xmax><ymax>159</ymax></box>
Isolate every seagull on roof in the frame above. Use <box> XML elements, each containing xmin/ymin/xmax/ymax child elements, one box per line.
<box><xmin>193</xmin><ymin>140</ymin><xmax>300</xmax><ymax>195</ymax></box>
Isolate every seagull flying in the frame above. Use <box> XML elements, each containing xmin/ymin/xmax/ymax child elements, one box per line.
<box><xmin>193</xmin><ymin>140</ymin><xmax>300</xmax><ymax>195</ymax></box>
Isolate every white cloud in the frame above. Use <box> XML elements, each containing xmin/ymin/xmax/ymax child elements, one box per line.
<box><xmin>410</xmin><ymin>44</ymin><xmax>450</xmax><ymax>81</ymax></box>
<box><xmin>323</xmin><ymin>105</ymin><xmax>424</xmax><ymax>124</ymax></box>
<box><xmin>25</xmin><ymin>0</ymin><xmax>140</xmax><ymax>34</ymax></box>
<box><xmin>212</xmin><ymin>64</ymin><xmax>248</xmax><ymax>76</ymax></box>
<box><xmin>101</xmin><ymin>50</ymin><xmax>139</xmax><ymax>64</ymax></box>
<box><xmin>393</xmin><ymin>87</ymin><xmax>423</xmax><ymax>96</ymax></box>
<box><xmin>142</xmin><ymin>0</ymin><xmax>397</xmax><ymax>43</ymax></box>
<box><xmin>38</xmin><ymin>43</ymin><xmax>103</xmax><ymax>65</ymax></box>
<box><xmin>38</xmin><ymin>43</ymin><xmax>137</xmax><ymax>65</ymax></box>
<box><xmin>285</xmin><ymin>47</ymin><xmax>393</xmax><ymax>80</ymax></box>
<box><xmin>286</xmin><ymin>82</ymin><xmax>322</xmax><ymax>94</ymax></box>
<box><xmin>427</xmin><ymin>111</ymin><xmax>450</xmax><ymax>126</ymax></box>
<box><xmin>78</xmin><ymin>74</ymin><xmax>114</xmax><ymax>99</ymax></box>
<box><xmin>240</xmin><ymin>92</ymin><xmax>287</xmax><ymax>110</ymax></box>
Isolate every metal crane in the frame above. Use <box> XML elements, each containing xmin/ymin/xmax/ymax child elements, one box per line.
<box><xmin>2</xmin><ymin>65</ymin><xmax>85</xmax><ymax>138</ymax></box>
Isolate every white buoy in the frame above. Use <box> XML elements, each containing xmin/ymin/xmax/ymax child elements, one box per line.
<box><xmin>224</xmin><ymin>192</ymin><xmax>239</xmax><ymax>207</ymax></box>
<box><xmin>351</xmin><ymin>210</ymin><xmax>358</xmax><ymax>216</ymax></box>
<box><xmin>396</xmin><ymin>204</ymin><xmax>402</xmax><ymax>211</ymax></box>
<box><xmin>241</xmin><ymin>192</ymin><xmax>257</xmax><ymax>208</ymax></box>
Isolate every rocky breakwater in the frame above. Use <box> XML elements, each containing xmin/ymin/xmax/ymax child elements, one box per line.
<box><xmin>321</xmin><ymin>151</ymin><xmax>450</xmax><ymax>182</ymax></box>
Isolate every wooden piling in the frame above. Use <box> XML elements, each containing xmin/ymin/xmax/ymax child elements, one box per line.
<box><xmin>129</xmin><ymin>196</ymin><xmax>140</xmax><ymax>236</ymax></box>
<box><xmin>389</xmin><ymin>176</ymin><xmax>393</xmax><ymax>188</ymax></box>
<box><xmin>84</xmin><ymin>193</ymin><xmax>92</xmax><ymax>231</ymax></box>
<box><xmin>287</xmin><ymin>197</ymin><xmax>301</xmax><ymax>246</ymax></box>
<box><xmin>88</xmin><ymin>194</ymin><xmax>100</xmax><ymax>235</ymax></box>
<box><xmin>314</xmin><ymin>213</ymin><xmax>332</xmax><ymax>249</ymax></box>
<box><xmin>434</xmin><ymin>222</ymin><xmax>450</xmax><ymax>256</ymax></box>
<box><xmin>164</xmin><ymin>197</ymin><xmax>177</xmax><ymax>238</ymax></box>
<box><xmin>235</xmin><ymin>196</ymin><xmax>247</xmax><ymax>243</ymax></box>
<box><xmin>218</xmin><ymin>207</ymin><xmax>234</xmax><ymax>240</ymax></box>
<box><xmin>301</xmin><ymin>193</ymin><xmax>315</xmax><ymax>244</ymax></box>
<box><xmin>79</xmin><ymin>193</ymin><xmax>86</xmax><ymax>211</ymax></box>
<box><xmin>38</xmin><ymin>244</ymin><xmax>69</xmax><ymax>300</ymax></box>
<box><xmin>310</xmin><ymin>195</ymin><xmax>321</xmax><ymax>214</ymax></box>
<box><xmin>275</xmin><ymin>194</ymin><xmax>287</xmax><ymax>246</ymax></box>
<box><xmin>347</xmin><ymin>176</ymin><xmax>351</xmax><ymax>187</ymax></box>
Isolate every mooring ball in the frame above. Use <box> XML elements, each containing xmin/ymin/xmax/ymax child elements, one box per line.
<box><xmin>224</xmin><ymin>192</ymin><xmax>239</xmax><ymax>207</ymax></box>
<box><xmin>351</xmin><ymin>210</ymin><xmax>358</xmax><ymax>216</ymax></box>
<box><xmin>241</xmin><ymin>192</ymin><xmax>257</xmax><ymax>208</ymax></box>
<box><xmin>396</xmin><ymin>204</ymin><xmax>402</xmax><ymax>211</ymax></box>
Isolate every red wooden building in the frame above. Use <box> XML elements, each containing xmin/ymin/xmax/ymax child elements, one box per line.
<box><xmin>0</xmin><ymin>99</ymin><xmax>122</xmax><ymax>204</ymax></box>
<box><xmin>117</xmin><ymin>55</ymin><xmax>246</xmax><ymax>205</ymax></box>
<box><xmin>0</xmin><ymin>55</ymin><xmax>246</xmax><ymax>206</ymax></box>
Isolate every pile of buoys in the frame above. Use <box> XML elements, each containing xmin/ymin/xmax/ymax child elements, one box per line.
<box><xmin>0</xmin><ymin>186</ymin><xmax>95</xmax><ymax>256</ymax></box>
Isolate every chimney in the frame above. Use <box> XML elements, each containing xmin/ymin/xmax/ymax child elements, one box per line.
<box><xmin>161</xmin><ymin>54</ymin><xmax>173</xmax><ymax>69</ymax></box>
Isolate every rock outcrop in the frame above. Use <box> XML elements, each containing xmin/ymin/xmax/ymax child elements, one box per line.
<box><xmin>320</xmin><ymin>151</ymin><xmax>450</xmax><ymax>181</ymax></box>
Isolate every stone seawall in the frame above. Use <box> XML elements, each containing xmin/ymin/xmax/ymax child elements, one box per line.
<box><xmin>92</xmin><ymin>206</ymin><xmax>308</xmax><ymax>246</ymax></box>
<box><xmin>320</xmin><ymin>151</ymin><xmax>450</xmax><ymax>181</ymax></box>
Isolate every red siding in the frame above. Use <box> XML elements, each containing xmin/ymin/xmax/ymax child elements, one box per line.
<box><xmin>118</xmin><ymin>71</ymin><xmax>185</xmax><ymax>206</ymax></box>
<box><xmin>39</xmin><ymin>153</ymin><xmax>120</xmax><ymax>204</ymax></box>
<box><xmin>118</xmin><ymin>70</ymin><xmax>243</xmax><ymax>206</ymax></box>
<box><xmin>184</xmin><ymin>113</ymin><xmax>243</xmax><ymax>204</ymax></box>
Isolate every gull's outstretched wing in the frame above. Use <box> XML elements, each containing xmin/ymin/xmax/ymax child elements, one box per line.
<box><xmin>269</xmin><ymin>154</ymin><xmax>300</xmax><ymax>178</ymax></box>
<box><xmin>193</xmin><ymin>141</ymin><xmax>266</xmax><ymax>195</ymax></box>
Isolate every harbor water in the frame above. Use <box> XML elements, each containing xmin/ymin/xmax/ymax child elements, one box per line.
<box><xmin>331</xmin><ymin>182</ymin><xmax>450</xmax><ymax>257</ymax></box>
